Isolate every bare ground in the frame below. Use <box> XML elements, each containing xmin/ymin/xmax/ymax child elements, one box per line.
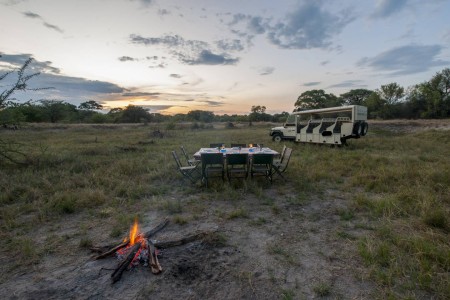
<box><xmin>1</xmin><ymin>186</ymin><xmax>376</xmax><ymax>300</ymax></box>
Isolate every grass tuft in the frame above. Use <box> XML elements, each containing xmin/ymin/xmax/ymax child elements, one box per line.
<box><xmin>313</xmin><ymin>282</ymin><xmax>331</xmax><ymax>297</ymax></box>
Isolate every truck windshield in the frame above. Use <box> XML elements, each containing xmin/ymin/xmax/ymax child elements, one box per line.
<box><xmin>285</xmin><ymin>114</ymin><xmax>296</xmax><ymax>126</ymax></box>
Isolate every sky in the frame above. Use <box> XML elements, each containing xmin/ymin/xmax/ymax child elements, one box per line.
<box><xmin>1</xmin><ymin>0</ymin><xmax>449</xmax><ymax>115</ymax></box>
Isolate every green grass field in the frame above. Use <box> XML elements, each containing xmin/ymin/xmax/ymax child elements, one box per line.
<box><xmin>0</xmin><ymin>122</ymin><xmax>449</xmax><ymax>299</ymax></box>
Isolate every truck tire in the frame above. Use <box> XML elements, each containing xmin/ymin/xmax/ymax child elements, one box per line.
<box><xmin>272</xmin><ymin>134</ymin><xmax>282</xmax><ymax>142</ymax></box>
<box><xmin>352</xmin><ymin>122</ymin><xmax>361</xmax><ymax>136</ymax></box>
<box><xmin>361</xmin><ymin>122</ymin><xmax>368</xmax><ymax>136</ymax></box>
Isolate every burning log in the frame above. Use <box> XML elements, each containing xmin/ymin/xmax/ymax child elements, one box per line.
<box><xmin>93</xmin><ymin>218</ymin><xmax>169</xmax><ymax>260</ymax></box>
<box><xmin>147</xmin><ymin>242</ymin><xmax>162</xmax><ymax>274</ymax></box>
<box><xmin>93</xmin><ymin>241</ymin><xmax>128</xmax><ymax>260</ymax></box>
<box><xmin>90</xmin><ymin>217</ymin><xmax>216</xmax><ymax>283</ymax></box>
<box><xmin>111</xmin><ymin>242</ymin><xmax>142</xmax><ymax>284</ymax></box>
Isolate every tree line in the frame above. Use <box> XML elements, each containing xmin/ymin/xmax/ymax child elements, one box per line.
<box><xmin>1</xmin><ymin>57</ymin><xmax>449</xmax><ymax>125</ymax></box>
<box><xmin>295</xmin><ymin>68</ymin><xmax>450</xmax><ymax>119</ymax></box>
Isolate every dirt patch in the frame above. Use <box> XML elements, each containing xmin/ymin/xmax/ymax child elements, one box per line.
<box><xmin>0</xmin><ymin>186</ymin><xmax>377</xmax><ymax>299</ymax></box>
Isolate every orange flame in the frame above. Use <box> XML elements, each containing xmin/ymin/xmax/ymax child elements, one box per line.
<box><xmin>129</xmin><ymin>218</ymin><xmax>140</xmax><ymax>245</ymax></box>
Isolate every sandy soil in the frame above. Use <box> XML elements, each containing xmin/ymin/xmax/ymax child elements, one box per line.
<box><xmin>1</xmin><ymin>187</ymin><xmax>377</xmax><ymax>300</ymax></box>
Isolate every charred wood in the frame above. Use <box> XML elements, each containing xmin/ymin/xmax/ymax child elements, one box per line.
<box><xmin>111</xmin><ymin>242</ymin><xmax>141</xmax><ymax>284</ymax></box>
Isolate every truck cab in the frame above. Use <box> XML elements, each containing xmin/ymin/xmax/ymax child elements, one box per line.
<box><xmin>269</xmin><ymin>114</ymin><xmax>297</xmax><ymax>142</ymax></box>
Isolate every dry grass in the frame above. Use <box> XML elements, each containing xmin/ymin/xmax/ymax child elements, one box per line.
<box><xmin>0</xmin><ymin>121</ymin><xmax>449</xmax><ymax>298</ymax></box>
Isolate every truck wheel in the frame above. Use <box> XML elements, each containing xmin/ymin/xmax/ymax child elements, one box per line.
<box><xmin>361</xmin><ymin>122</ymin><xmax>368</xmax><ymax>136</ymax></box>
<box><xmin>272</xmin><ymin>134</ymin><xmax>282</xmax><ymax>142</ymax></box>
<box><xmin>352</xmin><ymin>122</ymin><xmax>361</xmax><ymax>136</ymax></box>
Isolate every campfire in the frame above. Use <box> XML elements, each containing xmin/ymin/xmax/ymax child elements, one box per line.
<box><xmin>111</xmin><ymin>218</ymin><xmax>163</xmax><ymax>282</ymax></box>
<box><xmin>90</xmin><ymin>218</ymin><xmax>212</xmax><ymax>283</ymax></box>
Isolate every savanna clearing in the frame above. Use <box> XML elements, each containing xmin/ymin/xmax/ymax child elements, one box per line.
<box><xmin>0</xmin><ymin>120</ymin><xmax>449</xmax><ymax>300</ymax></box>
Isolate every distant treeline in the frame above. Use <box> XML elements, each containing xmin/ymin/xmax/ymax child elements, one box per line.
<box><xmin>0</xmin><ymin>101</ymin><xmax>289</xmax><ymax>124</ymax></box>
<box><xmin>1</xmin><ymin>67</ymin><xmax>449</xmax><ymax>125</ymax></box>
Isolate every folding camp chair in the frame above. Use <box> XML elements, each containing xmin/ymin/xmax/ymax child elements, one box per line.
<box><xmin>226</xmin><ymin>153</ymin><xmax>249</xmax><ymax>181</ymax></box>
<box><xmin>273</xmin><ymin>145</ymin><xmax>287</xmax><ymax>166</ymax></box>
<box><xmin>172</xmin><ymin>151</ymin><xmax>200</xmax><ymax>183</ymax></box>
<box><xmin>201</xmin><ymin>152</ymin><xmax>225</xmax><ymax>187</ymax></box>
<box><xmin>271</xmin><ymin>148</ymin><xmax>293</xmax><ymax>181</ymax></box>
<box><xmin>250</xmin><ymin>153</ymin><xmax>274</xmax><ymax>182</ymax></box>
<box><xmin>209</xmin><ymin>143</ymin><xmax>225</xmax><ymax>148</ymax></box>
<box><xmin>230</xmin><ymin>143</ymin><xmax>246</xmax><ymax>148</ymax></box>
<box><xmin>180</xmin><ymin>145</ymin><xmax>199</xmax><ymax>166</ymax></box>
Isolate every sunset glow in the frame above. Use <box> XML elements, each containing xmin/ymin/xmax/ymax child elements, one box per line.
<box><xmin>1</xmin><ymin>0</ymin><xmax>449</xmax><ymax>115</ymax></box>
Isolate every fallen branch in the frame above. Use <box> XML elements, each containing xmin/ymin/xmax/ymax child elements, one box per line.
<box><xmin>148</xmin><ymin>242</ymin><xmax>162</xmax><ymax>274</ymax></box>
<box><xmin>142</xmin><ymin>218</ymin><xmax>169</xmax><ymax>239</ymax></box>
<box><xmin>152</xmin><ymin>231</ymin><xmax>209</xmax><ymax>249</ymax></box>
<box><xmin>111</xmin><ymin>242</ymin><xmax>141</xmax><ymax>284</ymax></box>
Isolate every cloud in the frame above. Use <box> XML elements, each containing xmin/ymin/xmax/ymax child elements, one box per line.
<box><xmin>43</xmin><ymin>22</ymin><xmax>63</xmax><ymax>33</ymax></box>
<box><xmin>2</xmin><ymin>0</ymin><xmax>27</xmax><ymax>6</ymax></box>
<box><xmin>320</xmin><ymin>60</ymin><xmax>330</xmax><ymax>66</ymax></box>
<box><xmin>258</xmin><ymin>67</ymin><xmax>275</xmax><ymax>76</ymax></box>
<box><xmin>357</xmin><ymin>44</ymin><xmax>449</xmax><ymax>75</ymax></box>
<box><xmin>248</xmin><ymin>16</ymin><xmax>267</xmax><ymax>34</ymax></box>
<box><xmin>215</xmin><ymin>39</ymin><xmax>244</xmax><ymax>52</ymax></box>
<box><xmin>22</xmin><ymin>11</ymin><xmax>64</xmax><ymax>33</ymax></box>
<box><xmin>158</xmin><ymin>8</ymin><xmax>170</xmax><ymax>16</ymax></box>
<box><xmin>148</xmin><ymin>62</ymin><xmax>167</xmax><ymax>68</ymax></box>
<box><xmin>37</xmin><ymin>74</ymin><xmax>125</xmax><ymax>93</ymax></box>
<box><xmin>130</xmin><ymin>34</ymin><xmax>240</xmax><ymax>65</ymax></box>
<box><xmin>303</xmin><ymin>81</ymin><xmax>321</xmax><ymax>86</ymax></box>
<box><xmin>130</xmin><ymin>0</ymin><xmax>153</xmax><ymax>7</ymax></box>
<box><xmin>118</xmin><ymin>56</ymin><xmax>136</xmax><ymax>62</ymax></box>
<box><xmin>371</xmin><ymin>0</ymin><xmax>408</xmax><ymax>19</ymax></box>
<box><xmin>139</xmin><ymin>105</ymin><xmax>174</xmax><ymax>111</ymax></box>
<box><xmin>443</xmin><ymin>29</ymin><xmax>450</xmax><ymax>43</ymax></box>
<box><xmin>202</xmin><ymin>100</ymin><xmax>224</xmax><ymax>107</ymax></box>
<box><xmin>0</xmin><ymin>53</ymin><xmax>60</xmax><ymax>73</ymax></box>
<box><xmin>179</xmin><ymin>50</ymin><xmax>239</xmax><ymax>65</ymax></box>
<box><xmin>170</xmin><ymin>74</ymin><xmax>182</xmax><ymax>78</ymax></box>
<box><xmin>23</xmin><ymin>11</ymin><xmax>40</xmax><ymax>18</ymax></box>
<box><xmin>226</xmin><ymin>2</ymin><xmax>354</xmax><ymax>50</ymax></box>
<box><xmin>1</xmin><ymin>53</ymin><xmax>125</xmax><ymax>102</ymax></box>
<box><xmin>267</xmin><ymin>2</ymin><xmax>354</xmax><ymax>49</ymax></box>
<box><xmin>130</xmin><ymin>34</ymin><xmax>193</xmax><ymax>47</ymax></box>
<box><xmin>122</xmin><ymin>92</ymin><xmax>160</xmax><ymax>97</ymax></box>
<box><xmin>327</xmin><ymin>80</ymin><xmax>367</xmax><ymax>88</ymax></box>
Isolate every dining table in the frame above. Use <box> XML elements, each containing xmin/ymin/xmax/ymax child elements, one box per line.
<box><xmin>193</xmin><ymin>147</ymin><xmax>279</xmax><ymax>160</ymax></box>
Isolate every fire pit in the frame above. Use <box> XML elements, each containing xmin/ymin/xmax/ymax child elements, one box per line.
<box><xmin>90</xmin><ymin>218</ymin><xmax>213</xmax><ymax>283</ymax></box>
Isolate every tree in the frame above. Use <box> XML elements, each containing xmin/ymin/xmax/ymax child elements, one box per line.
<box><xmin>0</xmin><ymin>56</ymin><xmax>44</xmax><ymax>164</ymax></box>
<box><xmin>78</xmin><ymin>100</ymin><xmax>103</xmax><ymax>111</ymax></box>
<box><xmin>295</xmin><ymin>89</ymin><xmax>341</xmax><ymax>110</ymax></box>
<box><xmin>365</xmin><ymin>92</ymin><xmax>385</xmax><ymax>119</ymax></box>
<box><xmin>426</xmin><ymin>68</ymin><xmax>450</xmax><ymax>117</ymax></box>
<box><xmin>378</xmin><ymin>83</ymin><xmax>404</xmax><ymax>105</ymax></box>
<box><xmin>374</xmin><ymin>83</ymin><xmax>405</xmax><ymax>118</ymax></box>
<box><xmin>0</xmin><ymin>58</ymin><xmax>41</xmax><ymax>109</ymax></box>
<box><xmin>249</xmin><ymin>105</ymin><xmax>271</xmax><ymax>122</ymax></box>
<box><xmin>120</xmin><ymin>105</ymin><xmax>151</xmax><ymax>123</ymax></box>
<box><xmin>250</xmin><ymin>105</ymin><xmax>266</xmax><ymax>114</ymax></box>
<box><xmin>339</xmin><ymin>89</ymin><xmax>374</xmax><ymax>106</ymax></box>
<box><xmin>186</xmin><ymin>110</ymin><xmax>215</xmax><ymax>123</ymax></box>
<box><xmin>39</xmin><ymin>100</ymin><xmax>77</xmax><ymax>123</ymax></box>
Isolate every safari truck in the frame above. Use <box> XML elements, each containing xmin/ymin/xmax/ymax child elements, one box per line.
<box><xmin>269</xmin><ymin>105</ymin><xmax>368</xmax><ymax>145</ymax></box>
